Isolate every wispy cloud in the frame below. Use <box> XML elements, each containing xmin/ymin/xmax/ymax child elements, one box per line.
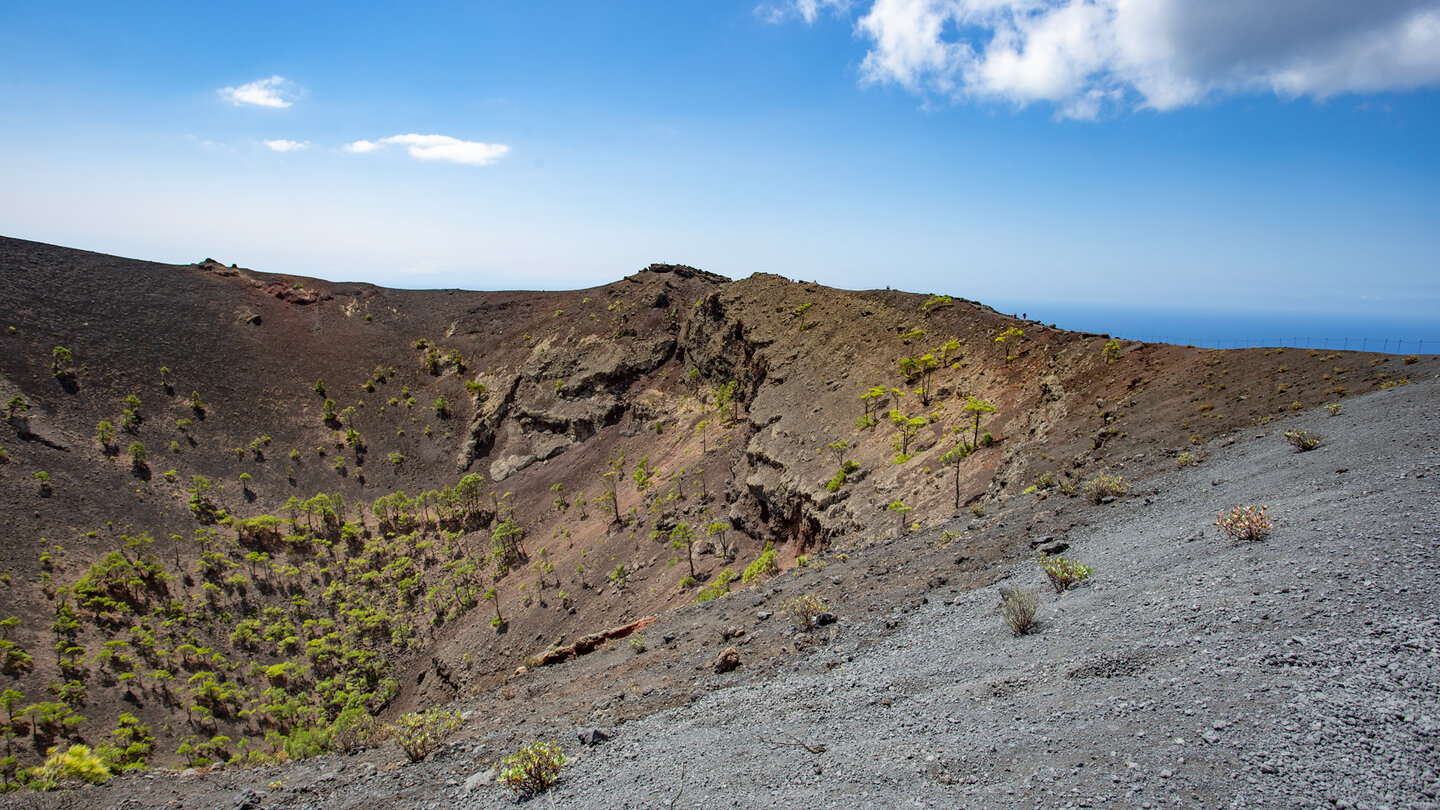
<box><xmin>219</xmin><ymin>75</ymin><xmax>298</xmax><ymax>108</ymax></box>
<box><xmin>758</xmin><ymin>0</ymin><xmax>852</xmax><ymax>24</ymax></box>
<box><xmin>262</xmin><ymin>139</ymin><xmax>309</xmax><ymax>152</ymax></box>
<box><xmin>343</xmin><ymin>134</ymin><xmax>510</xmax><ymax>166</ymax></box>
<box><xmin>799</xmin><ymin>0</ymin><xmax>1440</xmax><ymax>118</ymax></box>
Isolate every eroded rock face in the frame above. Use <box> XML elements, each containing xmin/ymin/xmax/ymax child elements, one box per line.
<box><xmin>457</xmin><ymin>326</ymin><xmax>678</xmax><ymax>479</ymax></box>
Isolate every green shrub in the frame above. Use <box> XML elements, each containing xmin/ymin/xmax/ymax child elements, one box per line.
<box><xmin>696</xmin><ymin>568</ymin><xmax>735</xmax><ymax>602</ymax></box>
<box><xmin>1039</xmin><ymin>555</ymin><xmax>1092</xmax><ymax>593</ymax></box>
<box><xmin>741</xmin><ymin>543</ymin><xmax>778</xmax><ymax>584</ymax></box>
<box><xmin>497</xmin><ymin>740</ymin><xmax>566</xmax><ymax>797</ymax></box>
<box><xmin>826</xmin><ymin>461</ymin><xmax>860</xmax><ymax>492</ymax></box>
<box><xmin>1102</xmin><ymin>339</ymin><xmax>1121</xmax><ymax>364</ymax></box>
<box><xmin>330</xmin><ymin>707</ymin><xmax>388</xmax><ymax>753</ymax></box>
<box><xmin>26</xmin><ymin>744</ymin><xmax>111</xmax><ymax>790</ymax></box>
<box><xmin>1082</xmin><ymin>472</ymin><xmax>1126</xmax><ymax>504</ymax></box>
<box><xmin>1214</xmin><ymin>504</ymin><xmax>1272</xmax><ymax>543</ymax></box>
<box><xmin>390</xmin><ymin>708</ymin><xmax>463</xmax><ymax>763</ymax></box>
<box><xmin>1284</xmin><ymin>429</ymin><xmax>1319</xmax><ymax>451</ymax></box>
<box><xmin>95</xmin><ymin>420</ymin><xmax>116</xmax><ymax>451</ymax></box>
<box><xmin>281</xmin><ymin>725</ymin><xmax>333</xmax><ymax>761</ymax></box>
<box><xmin>783</xmin><ymin>593</ymin><xmax>828</xmax><ymax>631</ymax></box>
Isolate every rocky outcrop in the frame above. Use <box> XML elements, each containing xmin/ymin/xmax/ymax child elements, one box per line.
<box><xmin>525</xmin><ymin>616</ymin><xmax>657</xmax><ymax>669</ymax></box>
<box><xmin>458</xmin><ymin>332</ymin><xmax>678</xmax><ymax>479</ymax></box>
<box><xmin>455</xmin><ymin>372</ymin><xmax>522</xmax><ymax>474</ymax></box>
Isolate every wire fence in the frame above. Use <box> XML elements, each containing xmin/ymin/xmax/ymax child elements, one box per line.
<box><xmin>1118</xmin><ymin>336</ymin><xmax>1435</xmax><ymax>355</ymax></box>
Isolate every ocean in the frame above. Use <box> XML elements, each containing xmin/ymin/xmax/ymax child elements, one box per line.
<box><xmin>986</xmin><ymin>303</ymin><xmax>1440</xmax><ymax>356</ymax></box>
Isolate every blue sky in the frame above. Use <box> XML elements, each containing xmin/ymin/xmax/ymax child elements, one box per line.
<box><xmin>2</xmin><ymin>1</ymin><xmax>1438</xmax><ymax>330</ymax></box>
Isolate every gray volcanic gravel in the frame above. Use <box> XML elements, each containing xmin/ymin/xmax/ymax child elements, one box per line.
<box><xmin>48</xmin><ymin>377</ymin><xmax>1439</xmax><ymax>810</ymax></box>
<box><xmin>466</xmin><ymin>378</ymin><xmax>1440</xmax><ymax>809</ymax></box>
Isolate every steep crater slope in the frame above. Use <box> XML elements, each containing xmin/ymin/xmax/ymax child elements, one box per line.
<box><xmin>0</xmin><ymin>235</ymin><xmax>1428</xmax><ymax>784</ymax></box>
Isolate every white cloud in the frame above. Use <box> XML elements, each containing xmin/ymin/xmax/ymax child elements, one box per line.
<box><xmin>343</xmin><ymin>134</ymin><xmax>510</xmax><ymax>166</ymax></box>
<box><xmin>840</xmin><ymin>0</ymin><xmax>1440</xmax><ymax>117</ymax></box>
<box><xmin>262</xmin><ymin>139</ymin><xmax>309</xmax><ymax>152</ymax></box>
<box><xmin>759</xmin><ymin>0</ymin><xmax>852</xmax><ymax>24</ymax></box>
<box><xmin>219</xmin><ymin>75</ymin><xmax>298</xmax><ymax>108</ymax></box>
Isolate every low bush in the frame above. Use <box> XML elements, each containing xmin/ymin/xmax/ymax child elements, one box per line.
<box><xmin>783</xmin><ymin>593</ymin><xmax>829</xmax><ymax>632</ymax></box>
<box><xmin>1083</xmin><ymin>472</ymin><xmax>1126</xmax><ymax>504</ymax></box>
<box><xmin>25</xmin><ymin>744</ymin><xmax>112</xmax><ymax>790</ymax></box>
<box><xmin>696</xmin><ymin>568</ymin><xmax>735</xmax><ymax>602</ymax></box>
<box><xmin>1214</xmin><ymin>504</ymin><xmax>1272</xmax><ymax>543</ymax></box>
<box><xmin>999</xmin><ymin>588</ymin><xmax>1039</xmax><ymax>636</ymax></box>
<box><xmin>1039</xmin><ymin>556</ymin><xmax>1092</xmax><ymax>593</ymax></box>
<box><xmin>1284</xmin><ymin>429</ymin><xmax>1319</xmax><ymax>451</ymax></box>
<box><xmin>826</xmin><ymin>461</ymin><xmax>860</xmax><ymax>492</ymax></box>
<box><xmin>498</xmin><ymin>740</ymin><xmax>566</xmax><ymax>797</ymax></box>
<box><xmin>330</xmin><ymin>707</ymin><xmax>388</xmax><ymax>754</ymax></box>
<box><xmin>741</xmin><ymin>543</ymin><xmax>779</xmax><ymax>584</ymax></box>
<box><xmin>390</xmin><ymin>708</ymin><xmax>463</xmax><ymax>763</ymax></box>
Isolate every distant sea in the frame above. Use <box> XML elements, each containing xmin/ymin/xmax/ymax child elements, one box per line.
<box><xmin>987</xmin><ymin>303</ymin><xmax>1440</xmax><ymax>356</ymax></box>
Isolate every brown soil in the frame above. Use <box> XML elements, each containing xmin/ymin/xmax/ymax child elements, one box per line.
<box><xmin>0</xmin><ymin>235</ymin><xmax>1432</xmax><ymax>803</ymax></box>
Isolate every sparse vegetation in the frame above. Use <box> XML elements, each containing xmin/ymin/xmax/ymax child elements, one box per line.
<box><xmin>1082</xmin><ymin>472</ymin><xmax>1126</xmax><ymax>503</ymax></box>
<box><xmin>1284</xmin><ymin>429</ymin><xmax>1320</xmax><ymax>451</ymax></box>
<box><xmin>696</xmin><ymin>568</ymin><xmax>736</xmax><ymax>602</ymax></box>
<box><xmin>51</xmin><ymin>345</ymin><xmax>74</xmax><ymax>379</ymax></box>
<box><xmin>1215</xmin><ymin>504</ymin><xmax>1272</xmax><ymax>543</ymax></box>
<box><xmin>1040</xmin><ymin>555</ymin><xmax>1092</xmax><ymax>593</ymax></box>
<box><xmin>999</xmin><ymin>588</ymin><xmax>1039</xmax><ymax>636</ymax></box>
<box><xmin>4</xmin><ymin>239</ymin><xmax>1409</xmax><ymax>791</ymax></box>
<box><xmin>783</xmin><ymin>593</ymin><xmax>829</xmax><ymax>632</ymax></box>
<box><xmin>741</xmin><ymin>543</ymin><xmax>778</xmax><ymax>584</ymax></box>
<box><xmin>995</xmin><ymin>326</ymin><xmax>1024</xmax><ymax>361</ymax></box>
<box><xmin>497</xmin><ymin>740</ymin><xmax>566</xmax><ymax>797</ymax></box>
<box><xmin>95</xmin><ymin>420</ymin><xmax>116</xmax><ymax>453</ymax></box>
<box><xmin>826</xmin><ymin>460</ymin><xmax>860</xmax><ymax>492</ymax></box>
<box><xmin>887</xmin><ymin>499</ymin><xmax>913</xmax><ymax>533</ymax></box>
<box><xmin>1102</xmin><ymin>338</ymin><xmax>1121</xmax><ymax>364</ymax></box>
<box><xmin>889</xmin><ymin>409</ymin><xmax>926</xmax><ymax>462</ymax></box>
<box><xmin>390</xmin><ymin>708</ymin><xmax>463</xmax><ymax>763</ymax></box>
<box><xmin>963</xmin><ymin>396</ymin><xmax>996</xmax><ymax>449</ymax></box>
<box><xmin>921</xmin><ymin>294</ymin><xmax>952</xmax><ymax>315</ymax></box>
<box><xmin>24</xmin><ymin>743</ymin><xmax>111</xmax><ymax>790</ymax></box>
<box><xmin>940</xmin><ymin>438</ymin><xmax>974</xmax><ymax>508</ymax></box>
